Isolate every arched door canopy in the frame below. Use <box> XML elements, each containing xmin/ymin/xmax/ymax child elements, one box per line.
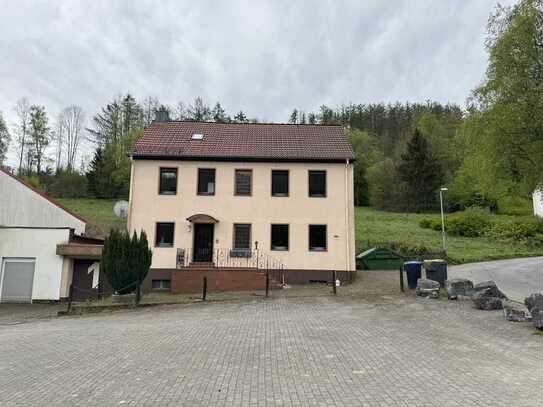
<box><xmin>186</xmin><ymin>213</ymin><xmax>219</xmax><ymax>223</ymax></box>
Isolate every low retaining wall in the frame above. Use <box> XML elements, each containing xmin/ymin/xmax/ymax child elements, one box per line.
<box><xmin>146</xmin><ymin>268</ymin><xmax>356</xmax><ymax>294</ymax></box>
<box><xmin>171</xmin><ymin>268</ymin><xmax>270</xmax><ymax>294</ymax></box>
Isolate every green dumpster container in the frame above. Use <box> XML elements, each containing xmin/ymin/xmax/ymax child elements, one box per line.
<box><xmin>356</xmin><ymin>247</ymin><xmax>403</xmax><ymax>270</ymax></box>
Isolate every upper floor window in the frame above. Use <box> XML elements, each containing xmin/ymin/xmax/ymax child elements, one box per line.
<box><xmin>309</xmin><ymin>225</ymin><xmax>327</xmax><ymax>251</ymax></box>
<box><xmin>198</xmin><ymin>168</ymin><xmax>216</xmax><ymax>195</ymax></box>
<box><xmin>308</xmin><ymin>170</ymin><xmax>326</xmax><ymax>197</ymax></box>
<box><xmin>271</xmin><ymin>170</ymin><xmax>289</xmax><ymax>197</ymax></box>
<box><xmin>235</xmin><ymin>169</ymin><xmax>252</xmax><ymax>196</ymax></box>
<box><xmin>155</xmin><ymin>222</ymin><xmax>174</xmax><ymax>247</ymax></box>
<box><xmin>159</xmin><ymin>168</ymin><xmax>177</xmax><ymax>195</ymax></box>
<box><xmin>271</xmin><ymin>224</ymin><xmax>289</xmax><ymax>251</ymax></box>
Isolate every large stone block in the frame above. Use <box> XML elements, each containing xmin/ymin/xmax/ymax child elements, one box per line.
<box><xmin>445</xmin><ymin>278</ymin><xmax>474</xmax><ymax>300</ymax></box>
<box><xmin>416</xmin><ymin>279</ymin><xmax>440</xmax><ymax>299</ymax></box>
<box><xmin>503</xmin><ymin>301</ymin><xmax>532</xmax><ymax>322</ymax></box>
<box><xmin>474</xmin><ymin>281</ymin><xmax>507</xmax><ymax>299</ymax></box>
<box><xmin>473</xmin><ymin>288</ymin><xmax>504</xmax><ymax>310</ymax></box>
<box><xmin>525</xmin><ymin>293</ymin><xmax>543</xmax><ymax>311</ymax></box>
<box><xmin>532</xmin><ymin>308</ymin><xmax>543</xmax><ymax>329</ymax></box>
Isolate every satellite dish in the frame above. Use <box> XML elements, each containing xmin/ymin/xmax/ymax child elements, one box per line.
<box><xmin>113</xmin><ymin>200</ymin><xmax>129</xmax><ymax>220</ymax></box>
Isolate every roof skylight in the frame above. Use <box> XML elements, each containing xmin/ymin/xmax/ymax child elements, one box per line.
<box><xmin>191</xmin><ymin>133</ymin><xmax>204</xmax><ymax>140</ymax></box>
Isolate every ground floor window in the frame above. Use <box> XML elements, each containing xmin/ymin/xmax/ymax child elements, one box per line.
<box><xmin>152</xmin><ymin>280</ymin><xmax>171</xmax><ymax>290</ymax></box>
<box><xmin>231</xmin><ymin>223</ymin><xmax>252</xmax><ymax>257</ymax></box>
<box><xmin>271</xmin><ymin>224</ymin><xmax>289</xmax><ymax>251</ymax></box>
<box><xmin>309</xmin><ymin>225</ymin><xmax>327</xmax><ymax>251</ymax></box>
<box><xmin>155</xmin><ymin>222</ymin><xmax>174</xmax><ymax>247</ymax></box>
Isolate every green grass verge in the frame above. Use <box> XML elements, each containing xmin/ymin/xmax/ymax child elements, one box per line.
<box><xmin>56</xmin><ymin>198</ymin><xmax>126</xmax><ymax>237</ymax></box>
<box><xmin>356</xmin><ymin>207</ymin><xmax>543</xmax><ymax>264</ymax></box>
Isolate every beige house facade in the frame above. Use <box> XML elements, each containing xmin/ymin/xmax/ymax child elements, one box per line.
<box><xmin>128</xmin><ymin>120</ymin><xmax>356</xmax><ymax>287</ymax></box>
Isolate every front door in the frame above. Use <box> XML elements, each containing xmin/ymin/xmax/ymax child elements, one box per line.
<box><xmin>72</xmin><ymin>259</ymin><xmax>98</xmax><ymax>301</ymax></box>
<box><xmin>193</xmin><ymin>223</ymin><xmax>214</xmax><ymax>262</ymax></box>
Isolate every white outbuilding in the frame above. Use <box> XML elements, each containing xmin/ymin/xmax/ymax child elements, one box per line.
<box><xmin>0</xmin><ymin>167</ymin><xmax>103</xmax><ymax>302</ymax></box>
<box><xmin>534</xmin><ymin>190</ymin><xmax>543</xmax><ymax>218</ymax></box>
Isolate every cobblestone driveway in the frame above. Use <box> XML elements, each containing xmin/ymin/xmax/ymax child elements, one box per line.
<box><xmin>1</xmin><ymin>296</ymin><xmax>542</xmax><ymax>407</ymax></box>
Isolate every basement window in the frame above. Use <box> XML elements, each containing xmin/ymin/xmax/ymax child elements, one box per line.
<box><xmin>152</xmin><ymin>280</ymin><xmax>171</xmax><ymax>290</ymax></box>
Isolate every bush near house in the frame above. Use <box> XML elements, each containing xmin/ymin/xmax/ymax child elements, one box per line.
<box><xmin>101</xmin><ymin>229</ymin><xmax>152</xmax><ymax>295</ymax></box>
<box><xmin>419</xmin><ymin>208</ymin><xmax>543</xmax><ymax>247</ymax></box>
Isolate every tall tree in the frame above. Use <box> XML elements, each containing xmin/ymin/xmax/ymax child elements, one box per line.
<box><xmin>13</xmin><ymin>98</ymin><xmax>31</xmax><ymax>172</ymax></box>
<box><xmin>0</xmin><ymin>111</ymin><xmax>10</xmax><ymax>165</ymax></box>
<box><xmin>466</xmin><ymin>0</ymin><xmax>543</xmax><ymax>196</ymax></box>
<box><xmin>87</xmin><ymin>98</ymin><xmax>123</xmax><ymax>145</ymax></box>
<box><xmin>141</xmin><ymin>96</ymin><xmax>160</xmax><ymax>125</ymax></box>
<box><xmin>174</xmin><ymin>101</ymin><xmax>188</xmax><ymax>120</ymax></box>
<box><xmin>289</xmin><ymin>109</ymin><xmax>298</xmax><ymax>124</ymax></box>
<box><xmin>397</xmin><ymin>129</ymin><xmax>444</xmax><ymax>212</ymax></box>
<box><xmin>187</xmin><ymin>97</ymin><xmax>211</xmax><ymax>121</ymax></box>
<box><xmin>54</xmin><ymin>116</ymin><xmax>64</xmax><ymax>171</ymax></box>
<box><xmin>29</xmin><ymin>105</ymin><xmax>50</xmax><ymax>174</ymax></box>
<box><xmin>121</xmin><ymin>94</ymin><xmax>143</xmax><ymax>132</ymax></box>
<box><xmin>58</xmin><ymin>106</ymin><xmax>85</xmax><ymax>172</ymax></box>
<box><xmin>233</xmin><ymin>111</ymin><xmax>248</xmax><ymax>123</ymax></box>
<box><xmin>212</xmin><ymin>102</ymin><xmax>228</xmax><ymax>122</ymax></box>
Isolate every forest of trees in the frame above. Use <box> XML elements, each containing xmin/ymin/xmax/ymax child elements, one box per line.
<box><xmin>0</xmin><ymin>0</ymin><xmax>540</xmax><ymax>214</ymax></box>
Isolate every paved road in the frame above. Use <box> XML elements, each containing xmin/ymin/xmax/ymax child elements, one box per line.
<box><xmin>1</xmin><ymin>296</ymin><xmax>542</xmax><ymax>407</ymax></box>
<box><xmin>450</xmin><ymin>257</ymin><xmax>543</xmax><ymax>301</ymax></box>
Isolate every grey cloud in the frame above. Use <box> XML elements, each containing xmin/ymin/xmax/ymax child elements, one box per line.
<box><xmin>0</xmin><ymin>0</ymin><xmax>515</xmax><ymax>165</ymax></box>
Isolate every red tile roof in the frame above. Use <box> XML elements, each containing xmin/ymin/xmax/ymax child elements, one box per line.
<box><xmin>0</xmin><ymin>166</ymin><xmax>87</xmax><ymax>223</ymax></box>
<box><xmin>132</xmin><ymin>121</ymin><xmax>355</xmax><ymax>162</ymax></box>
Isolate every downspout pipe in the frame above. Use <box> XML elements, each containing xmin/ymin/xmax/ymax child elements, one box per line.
<box><xmin>345</xmin><ymin>158</ymin><xmax>350</xmax><ymax>276</ymax></box>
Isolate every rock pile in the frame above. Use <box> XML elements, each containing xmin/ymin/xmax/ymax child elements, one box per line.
<box><xmin>472</xmin><ymin>281</ymin><xmax>506</xmax><ymax>310</ymax></box>
<box><xmin>525</xmin><ymin>293</ymin><xmax>543</xmax><ymax>329</ymax></box>
<box><xmin>502</xmin><ymin>301</ymin><xmax>532</xmax><ymax>322</ymax></box>
<box><xmin>445</xmin><ymin>279</ymin><xmax>474</xmax><ymax>300</ymax></box>
<box><xmin>416</xmin><ymin>279</ymin><xmax>440</xmax><ymax>299</ymax></box>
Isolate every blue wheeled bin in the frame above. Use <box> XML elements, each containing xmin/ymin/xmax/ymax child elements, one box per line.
<box><xmin>424</xmin><ymin>259</ymin><xmax>448</xmax><ymax>287</ymax></box>
<box><xmin>403</xmin><ymin>261</ymin><xmax>423</xmax><ymax>289</ymax></box>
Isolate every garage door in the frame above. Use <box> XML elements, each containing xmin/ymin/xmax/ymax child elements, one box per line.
<box><xmin>1</xmin><ymin>258</ymin><xmax>35</xmax><ymax>303</ymax></box>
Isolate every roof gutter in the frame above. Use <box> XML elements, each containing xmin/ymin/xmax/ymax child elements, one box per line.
<box><xmin>131</xmin><ymin>155</ymin><xmax>356</xmax><ymax>163</ymax></box>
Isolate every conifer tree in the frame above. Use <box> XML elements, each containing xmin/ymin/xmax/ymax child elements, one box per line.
<box><xmin>397</xmin><ymin>129</ymin><xmax>444</xmax><ymax>212</ymax></box>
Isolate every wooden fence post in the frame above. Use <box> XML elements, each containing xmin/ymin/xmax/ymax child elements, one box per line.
<box><xmin>332</xmin><ymin>270</ymin><xmax>337</xmax><ymax>295</ymax></box>
<box><xmin>265</xmin><ymin>271</ymin><xmax>270</xmax><ymax>298</ymax></box>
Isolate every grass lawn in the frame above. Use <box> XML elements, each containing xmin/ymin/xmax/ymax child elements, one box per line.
<box><xmin>57</xmin><ymin>198</ymin><xmax>126</xmax><ymax>237</ymax></box>
<box><xmin>56</xmin><ymin>198</ymin><xmax>543</xmax><ymax>264</ymax></box>
<box><xmin>356</xmin><ymin>206</ymin><xmax>543</xmax><ymax>263</ymax></box>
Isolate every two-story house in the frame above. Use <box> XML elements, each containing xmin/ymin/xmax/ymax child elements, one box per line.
<box><xmin>128</xmin><ymin>119</ymin><xmax>356</xmax><ymax>292</ymax></box>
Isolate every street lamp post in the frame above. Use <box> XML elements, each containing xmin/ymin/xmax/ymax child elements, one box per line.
<box><xmin>440</xmin><ymin>187</ymin><xmax>448</xmax><ymax>253</ymax></box>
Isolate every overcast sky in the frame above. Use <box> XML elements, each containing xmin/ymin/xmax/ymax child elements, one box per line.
<box><xmin>1</xmin><ymin>0</ymin><xmax>514</xmax><ymax>166</ymax></box>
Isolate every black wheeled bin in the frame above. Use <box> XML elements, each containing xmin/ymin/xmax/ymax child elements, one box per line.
<box><xmin>403</xmin><ymin>261</ymin><xmax>423</xmax><ymax>289</ymax></box>
<box><xmin>424</xmin><ymin>259</ymin><xmax>448</xmax><ymax>287</ymax></box>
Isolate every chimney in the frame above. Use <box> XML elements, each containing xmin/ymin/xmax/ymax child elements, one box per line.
<box><xmin>154</xmin><ymin>107</ymin><xmax>170</xmax><ymax>122</ymax></box>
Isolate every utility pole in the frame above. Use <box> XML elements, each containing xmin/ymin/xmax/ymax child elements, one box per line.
<box><xmin>440</xmin><ymin>187</ymin><xmax>448</xmax><ymax>253</ymax></box>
